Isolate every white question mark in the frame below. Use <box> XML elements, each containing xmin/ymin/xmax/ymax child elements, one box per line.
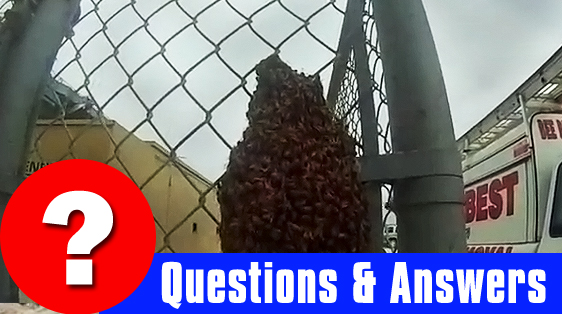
<box><xmin>42</xmin><ymin>191</ymin><xmax>114</xmax><ymax>285</ymax></box>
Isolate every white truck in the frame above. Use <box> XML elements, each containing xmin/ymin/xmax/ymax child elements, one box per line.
<box><xmin>458</xmin><ymin>46</ymin><xmax>562</xmax><ymax>253</ymax></box>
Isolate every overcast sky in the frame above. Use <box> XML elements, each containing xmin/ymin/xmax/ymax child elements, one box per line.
<box><xmin>4</xmin><ymin>0</ymin><xmax>562</xmax><ymax>225</ymax></box>
<box><xmin>49</xmin><ymin>0</ymin><xmax>349</xmax><ymax>182</ymax></box>
<box><xmin>46</xmin><ymin>0</ymin><xmax>562</xmax><ymax>182</ymax></box>
<box><xmin>423</xmin><ymin>0</ymin><xmax>562</xmax><ymax>137</ymax></box>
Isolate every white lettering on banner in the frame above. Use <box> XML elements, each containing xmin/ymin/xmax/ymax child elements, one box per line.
<box><xmin>248</xmin><ymin>262</ymin><xmax>261</xmax><ymax>303</ymax></box>
<box><xmin>353</xmin><ymin>262</ymin><xmax>376</xmax><ymax>303</ymax></box>
<box><xmin>319</xmin><ymin>270</ymin><xmax>337</xmax><ymax>303</ymax></box>
<box><xmin>185</xmin><ymin>269</ymin><xmax>204</xmax><ymax>303</ymax></box>
<box><xmin>508</xmin><ymin>270</ymin><xmax>525</xmax><ymax>303</ymax></box>
<box><xmin>264</xmin><ymin>262</ymin><xmax>272</xmax><ymax>303</ymax></box>
<box><xmin>435</xmin><ymin>270</ymin><xmax>454</xmax><ymax>303</ymax></box>
<box><xmin>161</xmin><ymin>262</ymin><xmax>338</xmax><ymax>307</ymax></box>
<box><xmin>277</xmin><ymin>270</ymin><xmax>294</xmax><ymax>303</ymax></box>
<box><xmin>415</xmin><ymin>269</ymin><xmax>432</xmax><ymax>303</ymax></box>
<box><xmin>208</xmin><ymin>270</ymin><xmax>225</xmax><ymax>303</ymax></box>
<box><xmin>387</xmin><ymin>263</ymin><xmax>546</xmax><ymax>304</ymax></box>
<box><xmin>456</xmin><ymin>269</ymin><xmax>484</xmax><ymax>303</ymax></box>
<box><xmin>487</xmin><ymin>270</ymin><xmax>505</xmax><ymax>303</ymax></box>
<box><xmin>298</xmin><ymin>270</ymin><xmax>316</xmax><ymax>303</ymax></box>
<box><xmin>528</xmin><ymin>270</ymin><xmax>546</xmax><ymax>303</ymax></box>
<box><xmin>228</xmin><ymin>270</ymin><xmax>246</xmax><ymax>303</ymax></box>
<box><xmin>390</xmin><ymin>262</ymin><xmax>411</xmax><ymax>303</ymax></box>
<box><xmin>160</xmin><ymin>262</ymin><xmax>546</xmax><ymax>307</ymax></box>
<box><xmin>161</xmin><ymin>262</ymin><xmax>182</xmax><ymax>309</ymax></box>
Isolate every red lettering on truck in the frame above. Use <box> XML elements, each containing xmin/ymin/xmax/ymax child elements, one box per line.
<box><xmin>556</xmin><ymin>120</ymin><xmax>562</xmax><ymax>139</ymax></box>
<box><xmin>538</xmin><ymin>119</ymin><xmax>559</xmax><ymax>140</ymax></box>
<box><xmin>513</xmin><ymin>139</ymin><xmax>530</xmax><ymax>158</ymax></box>
<box><xmin>488</xmin><ymin>179</ymin><xmax>503</xmax><ymax>219</ymax></box>
<box><xmin>464</xmin><ymin>171</ymin><xmax>519</xmax><ymax>223</ymax></box>
<box><xmin>467</xmin><ymin>246</ymin><xmax>513</xmax><ymax>253</ymax></box>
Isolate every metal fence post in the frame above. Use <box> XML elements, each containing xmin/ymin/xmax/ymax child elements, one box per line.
<box><xmin>350</xmin><ymin>0</ymin><xmax>383</xmax><ymax>253</ymax></box>
<box><xmin>328</xmin><ymin>0</ymin><xmax>384</xmax><ymax>253</ymax></box>
<box><xmin>371</xmin><ymin>0</ymin><xmax>467</xmax><ymax>252</ymax></box>
<box><xmin>0</xmin><ymin>0</ymin><xmax>81</xmax><ymax>302</ymax></box>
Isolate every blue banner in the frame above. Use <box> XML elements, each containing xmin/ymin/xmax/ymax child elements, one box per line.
<box><xmin>102</xmin><ymin>253</ymin><xmax>557</xmax><ymax>313</ymax></box>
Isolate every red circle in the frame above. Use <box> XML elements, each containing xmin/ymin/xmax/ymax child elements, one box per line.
<box><xmin>0</xmin><ymin>159</ymin><xmax>155</xmax><ymax>314</ymax></box>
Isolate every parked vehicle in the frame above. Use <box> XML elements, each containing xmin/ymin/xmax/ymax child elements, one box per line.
<box><xmin>458</xmin><ymin>46</ymin><xmax>562</xmax><ymax>252</ymax></box>
<box><xmin>383</xmin><ymin>223</ymin><xmax>398</xmax><ymax>250</ymax></box>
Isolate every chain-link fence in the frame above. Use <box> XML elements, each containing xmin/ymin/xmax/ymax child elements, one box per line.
<box><xmin>0</xmin><ymin>0</ymin><xmax>394</xmax><ymax>253</ymax></box>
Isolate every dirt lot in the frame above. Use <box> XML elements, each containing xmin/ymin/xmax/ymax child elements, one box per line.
<box><xmin>0</xmin><ymin>304</ymin><xmax>58</xmax><ymax>314</ymax></box>
<box><xmin>0</xmin><ymin>292</ymin><xmax>99</xmax><ymax>313</ymax></box>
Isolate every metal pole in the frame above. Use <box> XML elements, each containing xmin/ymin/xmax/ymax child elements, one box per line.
<box><xmin>348</xmin><ymin>1</ymin><xmax>384</xmax><ymax>253</ymax></box>
<box><xmin>0</xmin><ymin>0</ymin><xmax>81</xmax><ymax>302</ymax></box>
<box><xmin>328</xmin><ymin>0</ymin><xmax>384</xmax><ymax>252</ymax></box>
<box><xmin>371</xmin><ymin>0</ymin><xmax>466</xmax><ymax>252</ymax></box>
<box><xmin>326</xmin><ymin>0</ymin><xmax>356</xmax><ymax>109</ymax></box>
<box><xmin>0</xmin><ymin>194</ymin><xmax>18</xmax><ymax>302</ymax></box>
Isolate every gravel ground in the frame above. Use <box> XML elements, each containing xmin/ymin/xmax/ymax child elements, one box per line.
<box><xmin>0</xmin><ymin>304</ymin><xmax>58</xmax><ymax>314</ymax></box>
<box><xmin>0</xmin><ymin>291</ymin><xmax>100</xmax><ymax>314</ymax></box>
<box><xmin>0</xmin><ymin>304</ymin><xmax>101</xmax><ymax>314</ymax></box>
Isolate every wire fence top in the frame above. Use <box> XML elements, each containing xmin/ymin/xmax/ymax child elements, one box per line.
<box><xmin>0</xmin><ymin>0</ymin><xmax>395</xmax><ymax>253</ymax></box>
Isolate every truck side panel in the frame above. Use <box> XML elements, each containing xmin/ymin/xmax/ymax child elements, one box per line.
<box><xmin>529</xmin><ymin>112</ymin><xmax>562</xmax><ymax>239</ymax></box>
<box><xmin>464</xmin><ymin>162</ymin><xmax>528</xmax><ymax>244</ymax></box>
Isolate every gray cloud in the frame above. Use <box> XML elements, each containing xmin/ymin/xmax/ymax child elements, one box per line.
<box><xmin>5</xmin><ymin>0</ymin><xmax>562</xmax><ymax>227</ymax></box>
<box><xmin>52</xmin><ymin>0</ymin><xmax>347</xmax><ymax>181</ymax></box>
<box><xmin>423</xmin><ymin>0</ymin><xmax>562</xmax><ymax>137</ymax></box>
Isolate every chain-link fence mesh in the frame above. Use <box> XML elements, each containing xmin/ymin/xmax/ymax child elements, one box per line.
<box><xmin>332</xmin><ymin>1</ymin><xmax>395</xmax><ymax>250</ymax></box>
<box><xmin>0</xmin><ymin>0</ymin><xmax>394</xmax><ymax>253</ymax></box>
